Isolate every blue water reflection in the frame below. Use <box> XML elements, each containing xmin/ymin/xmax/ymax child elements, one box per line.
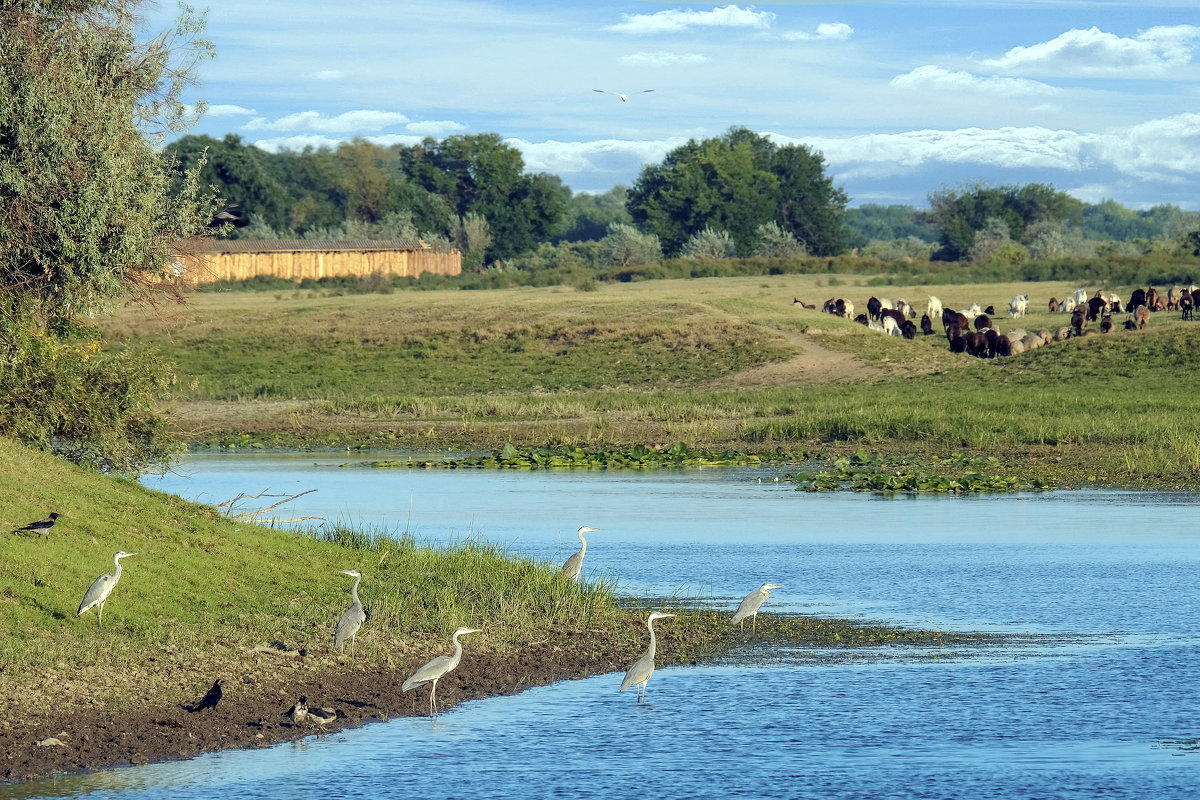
<box><xmin>13</xmin><ymin>454</ymin><xmax>1198</xmax><ymax>799</ymax></box>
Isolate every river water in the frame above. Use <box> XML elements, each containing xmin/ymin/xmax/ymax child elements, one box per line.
<box><xmin>11</xmin><ymin>454</ymin><xmax>1200</xmax><ymax>799</ymax></box>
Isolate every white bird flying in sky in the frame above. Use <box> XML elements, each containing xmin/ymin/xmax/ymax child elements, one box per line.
<box><xmin>592</xmin><ymin>89</ymin><xmax>654</xmax><ymax>102</ymax></box>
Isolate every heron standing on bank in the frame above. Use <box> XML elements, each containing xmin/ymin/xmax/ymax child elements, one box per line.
<box><xmin>732</xmin><ymin>583</ymin><xmax>783</xmax><ymax>632</ymax></box>
<box><xmin>77</xmin><ymin>551</ymin><xmax>135</xmax><ymax>629</ymax></box>
<box><xmin>561</xmin><ymin>526</ymin><xmax>598</xmax><ymax>582</ymax></box>
<box><xmin>402</xmin><ymin>626</ymin><xmax>483</xmax><ymax>718</ymax></box>
<box><xmin>334</xmin><ymin>569</ymin><xmax>366</xmax><ymax>654</ymax></box>
<box><xmin>620</xmin><ymin>611</ymin><xmax>675</xmax><ymax>703</ymax></box>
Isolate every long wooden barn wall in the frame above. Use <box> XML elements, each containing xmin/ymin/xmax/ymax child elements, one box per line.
<box><xmin>174</xmin><ymin>248</ymin><xmax>461</xmax><ymax>284</ymax></box>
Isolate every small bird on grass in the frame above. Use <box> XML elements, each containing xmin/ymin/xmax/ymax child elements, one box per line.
<box><xmin>13</xmin><ymin>512</ymin><xmax>62</xmax><ymax>538</ymax></box>
<box><xmin>187</xmin><ymin>679</ymin><xmax>224</xmax><ymax>712</ymax></box>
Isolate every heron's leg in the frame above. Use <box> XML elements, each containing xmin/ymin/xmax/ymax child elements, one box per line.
<box><xmin>752</xmin><ymin>614</ymin><xmax>756</xmax><ymax>632</ymax></box>
<box><xmin>97</xmin><ymin>602</ymin><xmax>104</xmax><ymax>630</ymax></box>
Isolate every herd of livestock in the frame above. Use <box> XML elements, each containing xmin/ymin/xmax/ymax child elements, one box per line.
<box><xmin>796</xmin><ymin>284</ymin><xmax>1200</xmax><ymax>358</ymax></box>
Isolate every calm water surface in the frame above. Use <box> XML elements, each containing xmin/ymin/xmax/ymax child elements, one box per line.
<box><xmin>11</xmin><ymin>453</ymin><xmax>1200</xmax><ymax>799</ymax></box>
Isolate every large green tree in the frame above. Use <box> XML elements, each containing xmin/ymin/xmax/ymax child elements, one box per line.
<box><xmin>626</xmin><ymin>127</ymin><xmax>849</xmax><ymax>256</ymax></box>
<box><xmin>925</xmin><ymin>181</ymin><xmax>1083</xmax><ymax>261</ymax></box>
<box><xmin>1</xmin><ymin>1</ymin><xmax>216</xmax><ymax>472</ymax></box>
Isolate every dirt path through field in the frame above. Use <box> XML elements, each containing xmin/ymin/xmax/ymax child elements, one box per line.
<box><xmin>708</xmin><ymin>326</ymin><xmax>883</xmax><ymax>389</ymax></box>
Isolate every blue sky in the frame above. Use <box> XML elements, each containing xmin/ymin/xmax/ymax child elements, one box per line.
<box><xmin>156</xmin><ymin>1</ymin><xmax>1200</xmax><ymax>209</ymax></box>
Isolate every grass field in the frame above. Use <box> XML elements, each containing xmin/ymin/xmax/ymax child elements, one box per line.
<box><xmin>102</xmin><ymin>273</ymin><xmax>1200</xmax><ymax>487</ymax></box>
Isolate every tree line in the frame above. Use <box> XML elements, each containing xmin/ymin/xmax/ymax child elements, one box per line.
<box><xmin>167</xmin><ymin>131</ymin><xmax>1200</xmax><ymax>270</ymax></box>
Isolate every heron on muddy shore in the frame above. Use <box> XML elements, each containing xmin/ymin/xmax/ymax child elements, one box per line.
<box><xmin>402</xmin><ymin>627</ymin><xmax>483</xmax><ymax>718</ymax></box>
<box><xmin>732</xmin><ymin>583</ymin><xmax>783</xmax><ymax>632</ymax></box>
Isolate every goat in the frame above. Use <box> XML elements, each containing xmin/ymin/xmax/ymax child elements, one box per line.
<box><xmin>1135</xmin><ymin>304</ymin><xmax>1149</xmax><ymax>330</ymax></box>
<box><xmin>1100</xmin><ymin>314</ymin><xmax>1113</xmax><ymax>334</ymax></box>
<box><xmin>1070</xmin><ymin>306</ymin><xmax>1087</xmax><ymax>337</ymax></box>
<box><xmin>926</xmin><ymin>296</ymin><xmax>943</xmax><ymax>319</ymax></box>
<box><xmin>1009</xmin><ymin>294</ymin><xmax>1028</xmax><ymax>319</ymax></box>
<box><xmin>867</xmin><ymin>296</ymin><xmax>883</xmax><ymax>320</ymax></box>
<box><xmin>1181</xmin><ymin>291</ymin><xmax>1194</xmax><ymax>321</ymax></box>
<box><xmin>900</xmin><ymin>320</ymin><xmax>917</xmax><ymax>340</ymax></box>
<box><xmin>1086</xmin><ymin>296</ymin><xmax>1105</xmax><ymax>322</ymax></box>
<box><xmin>1128</xmin><ymin>288</ymin><xmax>1146</xmax><ymax>312</ymax></box>
<box><xmin>792</xmin><ymin>298</ymin><xmax>816</xmax><ymax>310</ymax></box>
<box><xmin>974</xmin><ymin>314</ymin><xmax>992</xmax><ymax>332</ymax></box>
<box><xmin>1048</xmin><ymin>297</ymin><xmax>1059</xmax><ymax>313</ymax></box>
<box><xmin>920</xmin><ymin>314</ymin><xmax>933</xmax><ymax>336</ymax></box>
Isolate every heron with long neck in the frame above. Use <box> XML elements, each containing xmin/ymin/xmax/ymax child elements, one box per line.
<box><xmin>619</xmin><ymin>611</ymin><xmax>676</xmax><ymax>703</ymax></box>
<box><xmin>402</xmin><ymin>626</ymin><xmax>483</xmax><ymax>718</ymax></box>
<box><xmin>561</xmin><ymin>526</ymin><xmax>598</xmax><ymax>582</ymax></box>
<box><xmin>334</xmin><ymin>569</ymin><xmax>366</xmax><ymax>653</ymax></box>
<box><xmin>77</xmin><ymin>551</ymin><xmax>135</xmax><ymax>629</ymax></box>
<box><xmin>732</xmin><ymin>583</ymin><xmax>784</xmax><ymax>632</ymax></box>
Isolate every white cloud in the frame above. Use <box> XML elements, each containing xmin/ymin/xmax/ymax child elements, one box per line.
<box><xmin>982</xmin><ymin>25</ymin><xmax>1200</xmax><ymax>77</ymax></box>
<box><xmin>250</xmin><ymin>133</ymin><xmax>428</xmax><ymax>153</ymax></box>
<box><xmin>504</xmin><ymin>137</ymin><xmax>688</xmax><ymax>177</ymax></box>
<box><xmin>405</xmin><ymin>120</ymin><xmax>468</xmax><ymax>136</ymax></box>
<box><xmin>1091</xmin><ymin>113</ymin><xmax>1200</xmax><ymax>181</ymax></box>
<box><xmin>608</xmin><ymin>5</ymin><xmax>774</xmax><ymax>35</ymax></box>
<box><xmin>242</xmin><ymin>110</ymin><xmax>410</xmax><ymax>133</ymax></box>
<box><xmin>313</xmin><ymin>70</ymin><xmax>345</xmax><ymax>81</ymax></box>
<box><xmin>618</xmin><ymin>51</ymin><xmax>710</xmax><ymax>67</ymax></box>
<box><xmin>783</xmin><ymin>22</ymin><xmax>854</xmax><ymax>42</ymax></box>
<box><xmin>204</xmin><ymin>104</ymin><xmax>258</xmax><ymax>117</ymax></box>
<box><xmin>891</xmin><ymin>66</ymin><xmax>1060</xmax><ymax>97</ymax></box>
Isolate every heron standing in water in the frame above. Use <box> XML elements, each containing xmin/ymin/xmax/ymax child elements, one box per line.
<box><xmin>732</xmin><ymin>583</ymin><xmax>783</xmax><ymax>632</ymax></box>
<box><xmin>620</xmin><ymin>611</ymin><xmax>675</xmax><ymax>703</ymax></box>
<box><xmin>561</xmin><ymin>526</ymin><xmax>598</xmax><ymax>582</ymax></box>
<box><xmin>77</xmin><ymin>551</ymin><xmax>135</xmax><ymax>629</ymax></box>
<box><xmin>402</xmin><ymin>627</ymin><xmax>483</xmax><ymax>718</ymax></box>
<box><xmin>334</xmin><ymin>569</ymin><xmax>366</xmax><ymax>654</ymax></box>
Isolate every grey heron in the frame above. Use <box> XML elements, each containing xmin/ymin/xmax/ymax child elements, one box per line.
<box><xmin>334</xmin><ymin>569</ymin><xmax>366</xmax><ymax>653</ymax></box>
<box><xmin>13</xmin><ymin>512</ymin><xmax>61</xmax><ymax>538</ymax></box>
<box><xmin>732</xmin><ymin>583</ymin><xmax>783</xmax><ymax>632</ymax></box>
<box><xmin>402</xmin><ymin>626</ymin><xmax>482</xmax><ymax>718</ymax></box>
<box><xmin>77</xmin><ymin>551</ymin><xmax>134</xmax><ymax>629</ymax></box>
<box><xmin>593</xmin><ymin>89</ymin><xmax>654</xmax><ymax>102</ymax></box>
<box><xmin>619</xmin><ymin>611</ymin><xmax>675</xmax><ymax>703</ymax></box>
<box><xmin>561</xmin><ymin>526</ymin><xmax>598</xmax><ymax>582</ymax></box>
<box><xmin>188</xmin><ymin>679</ymin><xmax>224</xmax><ymax>712</ymax></box>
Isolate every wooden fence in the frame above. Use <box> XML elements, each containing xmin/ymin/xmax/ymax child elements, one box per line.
<box><xmin>170</xmin><ymin>239</ymin><xmax>461</xmax><ymax>285</ymax></box>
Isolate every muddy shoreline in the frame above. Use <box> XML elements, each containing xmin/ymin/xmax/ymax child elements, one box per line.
<box><xmin>2</xmin><ymin>637</ymin><xmax>633</xmax><ymax>784</ymax></box>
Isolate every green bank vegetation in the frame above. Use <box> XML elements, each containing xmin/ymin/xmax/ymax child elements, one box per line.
<box><xmin>103</xmin><ymin>273</ymin><xmax>1200</xmax><ymax>488</ymax></box>
<box><xmin>0</xmin><ymin>437</ymin><xmax>976</xmax><ymax>727</ymax></box>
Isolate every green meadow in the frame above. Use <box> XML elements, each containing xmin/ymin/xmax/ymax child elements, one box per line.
<box><xmin>104</xmin><ymin>274</ymin><xmax>1200</xmax><ymax>487</ymax></box>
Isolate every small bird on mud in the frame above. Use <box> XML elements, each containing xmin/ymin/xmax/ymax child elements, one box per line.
<box><xmin>13</xmin><ymin>512</ymin><xmax>62</xmax><ymax>538</ymax></box>
<box><xmin>305</xmin><ymin>704</ymin><xmax>339</xmax><ymax>728</ymax></box>
<box><xmin>187</xmin><ymin>679</ymin><xmax>224</xmax><ymax>712</ymax></box>
<box><xmin>284</xmin><ymin>697</ymin><xmax>308</xmax><ymax>725</ymax></box>
<box><xmin>732</xmin><ymin>583</ymin><xmax>784</xmax><ymax>632</ymax></box>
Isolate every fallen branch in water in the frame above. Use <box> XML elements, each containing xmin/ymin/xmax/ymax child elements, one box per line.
<box><xmin>216</xmin><ymin>488</ymin><xmax>319</xmax><ymax>522</ymax></box>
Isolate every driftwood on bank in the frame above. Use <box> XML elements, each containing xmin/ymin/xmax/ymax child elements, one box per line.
<box><xmin>216</xmin><ymin>488</ymin><xmax>324</xmax><ymax>524</ymax></box>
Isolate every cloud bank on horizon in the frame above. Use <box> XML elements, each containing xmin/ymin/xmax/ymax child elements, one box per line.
<box><xmin>168</xmin><ymin>1</ymin><xmax>1200</xmax><ymax>209</ymax></box>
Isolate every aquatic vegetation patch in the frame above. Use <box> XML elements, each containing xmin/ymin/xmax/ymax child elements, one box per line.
<box><xmin>356</xmin><ymin>441</ymin><xmax>809</xmax><ymax>470</ymax></box>
<box><xmin>790</xmin><ymin>449</ymin><xmax>1052</xmax><ymax>493</ymax></box>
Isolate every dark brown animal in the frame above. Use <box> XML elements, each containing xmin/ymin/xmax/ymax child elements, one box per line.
<box><xmin>1087</xmin><ymin>296</ymin><xmax>1105</xmax><ymax>321</ymax></box>
<box><xmin>1124</xmin><ymin>319</ymin><xmax>1138</xmax><ymax>331</ymax></box>
<box><xmin>920</xmin><ymin>314</ymin><xmax>933</xmax><ymax>336</ymax></box>
<box><xmin>854</xmin><ymin>313</ymin><xmax>869</xmax><ymax>326</ymax></box>
<box><xmin>1181</xmin><ymin>292</ymin><xmax>1194</xmax><ymax>321</ymax></box>
<box><xmin>1070</xmin><ymin>306</ymin><xmax>1087</xmax><ymax>337</ymax></box>
<box><xmin>1146</xmin><ymin>287</ymin><xmax>1160</xmax><ymax>311</ymax></box>
<box><xmin>974</xmin><ymin>314</ymin><xmax>991</xmax><ymax>331</ymax></box>
<box><xmin>880</xmin><ymin>308</ymin><xmax>907</xmax><ymax>328</ymax></box>
<box><xmin>1100</xmin><ymin>314</ymin><xmax>1113</xmax><ymax>334</ymax></box>
<box><xmin>1128</xmin><ymin>288</ymin><xmax>1146</xmax><ymax>311</ymax></box>
<box><xmin>867</xmin><ymin>296</ymin><xmax>883</xmax><ymax>320</ymax></box>
<box><xmin>900</xmin><ymin>320</ymin><xmax>917</xmax><ymax>340</ymax></box>
<box><xmin>1048</xmin><ymin>297</ymin><xmax>1059</xmax><ymax>313</ymax></box>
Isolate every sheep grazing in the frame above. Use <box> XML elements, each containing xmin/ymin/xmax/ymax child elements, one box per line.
<box><xmin>920</xmin><ymin>314</ymin><xmax>934</xmax><ymax>336</ymax></box>
<box><xmin>867</xmin><ymin>296</ymin><xmax>883</xmax><ymax>320</ymax></box>
<box><xmin>1100</xmin><ymin>314</ymin><xmax>1113</xmax><ymax>334</ymax></box>
<box><xmin>1135</xmin><ymin>304</ymin><xmax>1150</xmax><ymax>330</ymax></box>
<box><xmin>882</xmin><ymin>315</ymin><xmax>900</xmax><ymax>337</ymax></box>
<box><xmin>1053</xmin><ymin>327</ymin><xmax>1070</xmax><ymax>342</ymax></box>
<box><xmin>896</xmin><ymin>299</ymin><xmax>916</xmax><ymax>319</ymax></box>
<box><xmin>1048</xmin><ymin>297</ymin><xmax>1059</xmax><ymax>313</ymax></box>
<box><xmin>963</xmin><ymin>302</ymin><xmax>983</xmax><ymax>317</ymax></box>
<box><xmin>926</xmin><ymin>296</ymin><xmax>943</xmax><ymax>319</ymax></box>
<box><xmin>841</xmin><ymin>299</ymin><xmax>855</xmax><ymax>319</ymax></box>
<box><xmin>1009</xmin><ymin>294</ymin><xmax>1028</xmax><ymax>319</ymax></box>
<box><xmin>1070</xmin><ymin>306</ymin><xmax>1087</xmax><ymax>337</ymax></box>
<box><xmin>1063</xmin><ymin>295</ymin><xmax>1078</xmax><ymax>313</ymax></box>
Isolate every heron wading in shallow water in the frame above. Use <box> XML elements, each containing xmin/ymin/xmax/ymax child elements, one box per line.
<box><xmin>561</xmin><ymin>526</ymin><xmax>598</xmax><ymax>582</ymax></box>
<box><xmin>77</xmin><ymin>551</ymin><xmax>135</xmax><ymax>629</ymax></box>
<box><xmin>620</xmin><ymin>611</ymin><xmax>675</xmax><ymax>703</ymax></box>
<box><xmin>334</xmin><ymin>569</ymin><xmax>366</xmax><ymax>654</ymax></box>
<box><xmin>732</xmin><ymin>583</ymin><xmax>783</xmax><ymax>632</ymax></box>
<box><xmin>402</xmin><ymin>626</ymin><xmax>483</xmax><ymax>718</ymax></box>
